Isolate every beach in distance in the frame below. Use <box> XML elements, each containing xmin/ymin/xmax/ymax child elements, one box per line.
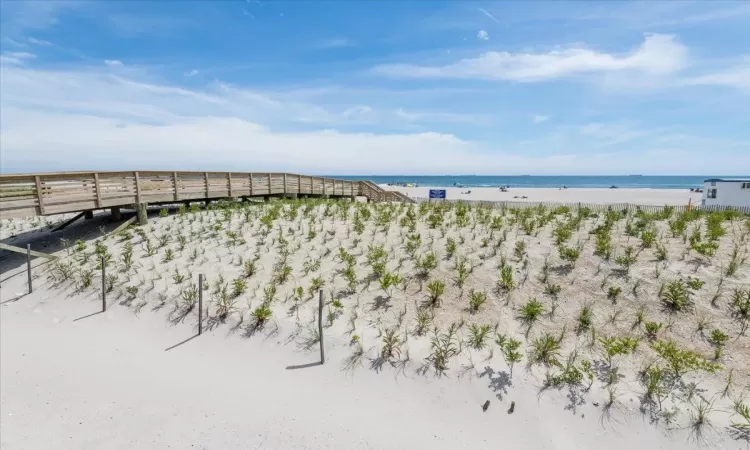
<box><xmin>339</xmin><ymin>175</ymin><xmax>725</xmax><ymax>190</ymax></box>
<box><xmin>382</xmin><ymin>186</ymin><xmax>703</xmax><ymax>206</ymax></box>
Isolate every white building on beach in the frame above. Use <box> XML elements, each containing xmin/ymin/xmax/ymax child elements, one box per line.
<box><xmin>702</xmin><ymin>178</ymin><xmax>750</xmax><ymax>208</ymax></box>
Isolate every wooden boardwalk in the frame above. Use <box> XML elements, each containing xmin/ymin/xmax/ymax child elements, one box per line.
<box><xmin>0</xmin><ymin>171</ymin><xmax>413</xmax><ymax>220</ymax></box>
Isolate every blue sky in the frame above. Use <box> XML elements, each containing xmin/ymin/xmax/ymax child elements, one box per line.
<box><xmin>1</xmin><ymin>0</ymin><xmax>749</xmax><ymax>175</ymax></box>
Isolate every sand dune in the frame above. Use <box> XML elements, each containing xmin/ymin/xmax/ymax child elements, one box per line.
<box><xmin>1</xmin><ymin>199</ymin><xmax>749</xmax><ymax>449</ymax></box>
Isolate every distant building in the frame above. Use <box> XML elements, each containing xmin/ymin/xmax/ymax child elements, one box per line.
<box><xmin>702</xmin><ymin>178</ymin><xmax>750</xmax><ymax>208</ymax></box>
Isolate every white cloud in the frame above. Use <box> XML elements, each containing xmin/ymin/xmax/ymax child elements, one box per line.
<box><xmin>185</xmin><ymin>69</ymin><xmax>199</xmax><ymax>77</ymax></box>
<box><xmin>319</xmin><ymin>38</ymin><xmax>354</xmax><ymax>49</ymax></box>
<box><xmin>27</xmin><ymin>37</ymin><xmax>53</xmax><ymax>46</ymax></box>
<box><xmin>104</xmin><ymin>59</ymin><xmax>124</xmax><ymax>67</ymax></box>
<box><xmin>578</xmin><ymin>122</ymin><xmax>663</xmax><ymax>145</ymax></box>
<box><xmin>478</xmin><ymin>8</ymin><xmax>501</xmax><ymax>24</ymax></box>
<box><xmin>532</xmin><ymin>115</ymin><xmax>550</xmax><ymax>124</ymax></box>
<box><xmin>374</xmin><ymin>33</ymin><xmax>688</xmax><ymax>82</ymax></box>
<box><xmin>0</xmin><ymin>51</ymin><xmax>36</xmax><ymax>66</ymax></box>
<box><xmin>477</xmin><ymin>30</ymin><xmax>489</xmax><ymax>41</ymax></box>
<box><xmin>0</xmin><ymin>62</ymin><xmax>745</xmax><ymax>175</ymax></box>
<box><xmin>681</xmin><ymin>64</ymin><xmax>750</xmax><ymax>91</ymax></box>
<box><xmin>0</xmin><ymin>1</ymin><xmax>83</xmax><ymax>33</ymax></box>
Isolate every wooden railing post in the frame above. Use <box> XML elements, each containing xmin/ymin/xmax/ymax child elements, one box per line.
<box><xmin>283</xmin><ymin>173</ymin><xmax>288</xmax><ymax>194</ymax></box>
<box><xmin>249</xmin><ymin>173</ymin><xmax>254</xmax><ymax>196</ymax></box>
<box><xmin>173</xmin><ymin>172</ymin><xmax>179</xmax><ymax>201</ymax></box>
<box><xmin>204</xmin><ymin>172</ymin><xmax>209</xmax><ymax>198</ymax></box>
<box><xmin>227</xmin><ymin>172</ymin><xmax>233</xmax><ymax>198</ymax></box>
<box><xmin>323</xmin><ymin>177</ymin><xmax>327</xmax><ymax>196</ymax></box>
<box><xmin>93</xmin><ymin>173</ymin><xmax>102</xmax><ymax>208</ymax></box>
<box><xmin>34</xmin><ymin>175</ymin><xmax>45</xmax><ymax>215</ymax></box>
<box><xmin>267</xmin><ymin>173</ymin><xmax>272</xmax><ymax>194</ymax></box>
<box><xmin>298</xmin><ymin>174</ymin><xmax>301</xmax><ymax>194</ymax></box>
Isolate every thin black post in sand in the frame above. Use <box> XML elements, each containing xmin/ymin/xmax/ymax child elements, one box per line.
<box><xmin>26</xmin><ymin>244</ymin><xmax>32</xmax><ymax>294</ymax></box>
<box><xmin>198</xmin><ymin>274</ymin><xmax>204</xmax><ymax>335</ymax></box>
<box><xmin>101</xmin><ymin>255</ymin><xmax>107</xmax><ymax>311</ymax></box>
<box><xmin>318</xmin><ymin>289</ymin><xmax>325</xmax><ymax>364</ymax></box>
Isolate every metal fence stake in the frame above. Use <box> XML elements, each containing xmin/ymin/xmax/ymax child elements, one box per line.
<box><xmin>27</xmin><ymin>244</ymin><xmax>32</xmax><ymax>294</ymax></box>
<box><xmin>318</xmin><ymin>289</ymin><xmax>325</xmax><ymax>364</ymax></box>
<box><xmin>101</xmin><ymin>255</ymin><xmax>106</xmax><ymax>311</ymax></box>
<box><xmin>198</xmin><ymin>274</ymin><xmax>204</xmax><ymax>335</ymax></box>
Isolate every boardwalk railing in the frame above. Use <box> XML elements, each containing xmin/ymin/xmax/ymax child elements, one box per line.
<box><xmin>0</xmin><ymin>171</ymin><xmax>412</xmax><ymax>219</ymax></box>
<box><xmin>410</xmin><ymin>197</ymin><xmax>750</xmax><ymax>214</ymax></box>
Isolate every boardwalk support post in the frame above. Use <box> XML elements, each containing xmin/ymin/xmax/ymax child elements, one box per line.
<box><xmin>136</xmin><ymin>203</ymin><xmax>148</xmax><ymax>225</ymax></box>
<box><xmin>110</xmin><ymin>207</ymin><xmax>122</xmax><ymax>221</ymax></box>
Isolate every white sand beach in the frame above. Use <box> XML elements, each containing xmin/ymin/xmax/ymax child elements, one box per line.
<box><xmin>381</xmin><ymin>186</ymin><xmax>703</xmax><ymax>206</ymax></box>
<box><xmin>1</xmin><ymin>200</ymin><xmax>748</xmax><ymax>450</ymax></box>
<box><xmin>1</xmin><ymin>286</ymin><xmax>695</xmax><ymax>450</ymax></box>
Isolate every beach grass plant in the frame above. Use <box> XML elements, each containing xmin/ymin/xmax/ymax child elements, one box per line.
<box><xmin>468</xmin><ymin>289</ymin><xmax>487</xmax><ymax>312</ymax></box>
<box><xmin>467</xmin><ymin>324</ymin><xmax>491</xmax><ymax>350</ymax></box>
<box><xmin>529</xmin><ymin>333</ymin><xmax>562</xmax><ymax>367</ymax></box>
<box><xmin>607</xmin><ymin>286</ymin><xmax>621</xmax><ymax>302</ymax></box>
<box><xmin>454</xmin><ymin>257</ymin><xmax>470</xmax><ymax>288</ymax></box>
<box><xmin>518</xmin><ymin>298</ymin><xmax>545</xmax><ymax>330</ymax></box>
<box><xmin>426</xmin><ymin>280</ymin><xmax>445</xmax><ymax>307</ymax></box>
<box><xmin>615</xmin><ymin>246</ymin><xmax>638</xmax><ymax>274</ymax></box>
<box><xmin>660</xmin><ymin>279</ymin><xmax>691</xmax><ymax>312</ymax></box>
<box><xmin>498</xmin><ymin>265</ymin><xmax>515</xmax><ymax>291</ymax></box>
<box><xmin>415</xmin><ymin>308</ymin><xmax>433</xmax><ymax>335</ymax></box>
<box><xmin>495</xmin><ymin>333</ymin><xmax>523</xmax><ymax>377</ymax></box>
<box><xmin>650</xmin><ymin>339</ymin><xmax>720</xmax><ymax>377</ymax></box>
<box><xmin>576</xmin><ymin>304</ymin><xmax>594</xmax><ymax>333</ymax></box>
<box><xmin>378</xmin><ymin>272</ymin><xmax>402</xmax><ymax>298</ymax></box>
<box><xmin>428</xmin><ymin>328</ymin><xmax>460</xmax><ymax>374</ymax></box>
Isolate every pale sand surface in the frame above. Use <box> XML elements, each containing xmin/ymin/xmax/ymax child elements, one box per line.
<box><xmin>1</xmin><ymin>202</ymin><xmax>748</xmax><ymax>450</ymax></box>
<box><xmin>1</xmin><ymin>284</ymin><xmax>692</xmax><ymax>450</ymax></box>
<box><xmin>381</xmin><ymin>186</ymin><xmax>703</xmax><ymax>206</ymax></box>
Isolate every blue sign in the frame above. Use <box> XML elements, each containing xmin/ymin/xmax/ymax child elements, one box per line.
<box><xmin>429</xmin><ymin>189</ymin><xmax>446</xmax><ymax>199</ymax></box>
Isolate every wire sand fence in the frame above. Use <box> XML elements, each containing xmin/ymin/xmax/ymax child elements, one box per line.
<box><xmin>410</xmin><ymin>197</ymin><xmax>750</xmax><ymax>215</ymax></box>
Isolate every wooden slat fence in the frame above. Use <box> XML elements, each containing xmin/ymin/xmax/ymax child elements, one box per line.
<box><xmin>0</xmin><ymin>171</ymin><xmax>411</xmax><ymax>219</ymax></box>
<box><xmin>410</xmin><ymin>197</ymin><xmax>750</xmax><ymax>215</ymax></box>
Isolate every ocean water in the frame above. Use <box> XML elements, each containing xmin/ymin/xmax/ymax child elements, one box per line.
<box><xmin>332</xmin><ymin>175</ymin><xmax>746</xmax><ymax>190</ymax></box>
